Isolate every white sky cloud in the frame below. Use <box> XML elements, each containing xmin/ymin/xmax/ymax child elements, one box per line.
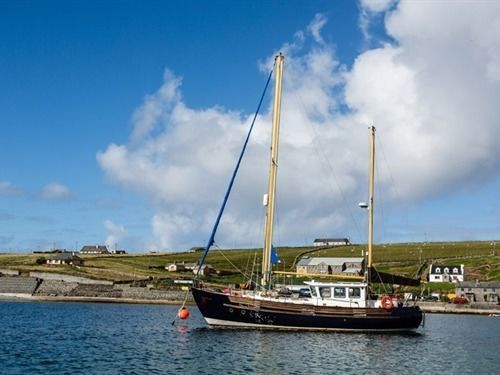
<box><xmin>98</xmin><ymin>3</ymin><xmax>500</xmax><ymax>250</ymax></box>
<box><xmin>104</xmin><ymin>219</ymin><xmax>128</xmax><ymax>250</ymax></box>
<box><xmin>360</xmin><ymin>0</ymin><xmax>396</xmax><ymax>13</ymax></box>
<box><xmin>40</xmin><ymin>183</ymin><xmax>74</xmax><ymax>200</ymax></box>
<box><xmin>0</xmin><ymin>181</ymin><xmax>23</xmax><ymax>196</ymax></box>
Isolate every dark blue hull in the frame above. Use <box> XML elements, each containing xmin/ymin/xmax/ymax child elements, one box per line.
<box><xmin>192</xmin><ymin>287</ymin><xmax>423</xmax><ymax>332</ymax></box>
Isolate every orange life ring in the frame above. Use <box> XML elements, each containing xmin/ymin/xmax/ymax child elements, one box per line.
<box><xmin>381</xmin><ymin>295</ymin><xmax>394</xmax><ymax>310</ymax></box>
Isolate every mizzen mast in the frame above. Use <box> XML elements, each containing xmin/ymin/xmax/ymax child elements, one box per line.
<box><xmin>261</xmin><ymin>53</ymin><xmax>284</xmax><ymax>289</ymax></box>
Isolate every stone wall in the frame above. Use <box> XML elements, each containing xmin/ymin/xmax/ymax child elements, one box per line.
<box><xmin>29</xmin><ymin>272</ymin><xmax>113</xmax><ymax>285</ymax></box>
<box><xmin>35</xmin><ymin>280</ymin><xmax>78</xmax><ymax>296</ymax></box>
<box><xmin>117</xmin><ymin>284</ymin><xmax>190</xmax><ymax>301</ymax></box>
<box><xmin>0</xmin><ymin>277</ymin><xmax>39</xmax><ymax>294</ymax></box>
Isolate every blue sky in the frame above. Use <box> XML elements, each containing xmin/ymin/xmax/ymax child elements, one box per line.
<box><xmin>1</xmin><ymin>0</ymin><xmax>499</xmax><ymax>252</ymax></box>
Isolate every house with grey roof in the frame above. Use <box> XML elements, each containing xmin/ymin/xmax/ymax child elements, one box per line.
<box><xmin>428</xmin><ymin>264</ymin><xmax>464</xmax><ymax>282</ymax></box>
<box><xmin>80</xmin><ymin>245</ymin><xmax>109</xmax><ymax>255</ymax></box>
<box><xmin>296</xmin><ymin>257</ymin><xmax>364</xmax><ymax>276</ymax></box>
<box><xmin>47</xmin><ymin>252</ymin><xmax>84</xmax><ymax>266</ymax></box>
<box><xmin>313</xmin><ymin>238</ymin><xmax>351</xmax><ymax>247</ymax></box>
<box><xmin>456</xmin><ymin>281</ymin><xmax>500</xmax><ymax>303</ymax></box>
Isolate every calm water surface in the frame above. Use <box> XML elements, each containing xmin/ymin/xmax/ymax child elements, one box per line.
<box><xmin>0</xmin><ymin>301</ymin><xmax>498</xmax><ymax>374</ymax></box>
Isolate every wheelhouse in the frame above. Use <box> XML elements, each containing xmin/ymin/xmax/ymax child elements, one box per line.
<box><xmin>305</xmin><ymin>281</ymin><xmax>370</xmax><ymax>308</ymax></box>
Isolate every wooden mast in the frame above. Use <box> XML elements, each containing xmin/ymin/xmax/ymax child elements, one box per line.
<box><xmin>367</xmin><ymin>126</ymin><xmax>376</xmax><ymax>282</ymax></box>
<box><xmin>262</xmin><ymin>53</ymin><xmax>284</xmax><ymax>289</ymax></box>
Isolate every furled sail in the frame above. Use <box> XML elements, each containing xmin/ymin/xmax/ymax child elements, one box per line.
<box><xmin>369</xmin><ymin>267</ymin><xmax>421</xmax><ymax>286</ymax></box>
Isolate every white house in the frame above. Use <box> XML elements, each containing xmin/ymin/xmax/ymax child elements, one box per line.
<box><xmin>428</xmin><ymin>264</ymin><xmax>464</xmax><ymax>282</ymax></box>
<box><xmin>80</xmin><ymin>245</ymin><xmax>109</xmax><ymax>255</ymax></box>
<box><xmin>313</xmin><ymin>238</ymin><xmax>351</xmax><ymax>247</ymax></box>
<box><xmin>46</xmin><ymin>252</ymin><xmax>84</xmax><ymax>266</ymax></box>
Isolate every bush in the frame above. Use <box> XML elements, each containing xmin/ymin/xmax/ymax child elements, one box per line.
<box><xmin>35</xmin><ymin>257</ymin><xmax>46</xmax><ymax>265</ymax></box>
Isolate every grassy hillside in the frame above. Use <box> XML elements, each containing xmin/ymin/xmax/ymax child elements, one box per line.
<box><xmin>0</xmin><ymin>241</ymin><xmax>498</xmax><ymax>285</ymax></box>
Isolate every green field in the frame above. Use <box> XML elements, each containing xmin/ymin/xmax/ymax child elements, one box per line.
<box><xmin>1</xmin><ymin>241</ymin><xmax>498</xmax><ymax>291</ymax></box>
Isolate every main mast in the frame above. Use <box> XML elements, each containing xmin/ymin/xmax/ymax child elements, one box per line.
<box><xmin>261</xmin><ymin>53</ymin><xmax>284</xmax><ymax>289</ymax></box>
<box><xmin>367</xmin><ymin>126</ymin><xmax>376</xmax><ymax>283</ymax></box>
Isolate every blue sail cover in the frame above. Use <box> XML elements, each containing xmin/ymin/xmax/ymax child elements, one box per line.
<box><xmin>271</xmin><ymin>246</ymin><xmax>281</xmax><ymax>264</ymax></box>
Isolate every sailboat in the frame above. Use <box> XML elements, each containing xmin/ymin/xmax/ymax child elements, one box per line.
<box><xmin>191</xmin><ymin>53</ymin><xmax>423</xmax><ymax>332</ymax></box>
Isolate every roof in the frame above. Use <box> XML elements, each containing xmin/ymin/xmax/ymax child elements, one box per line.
<box><xmin>457</xmin><ymin>281</ymin><xmax>500</xmax><ymax>288</ymax></box>
<box><xmin>297</xmin><ymin>257</ymin><xmax>364</xmax><ymax>267</ymax></box>
<box><xmin>313</xmin><ymin>238</ymin><xmax>349</xmax><ymax>243</ymax></box>
<box><xmin>430</xmin><ymin>265</ymin><xmax>463</xmax><ymax>275</ymax></box>
<box><xmin>50</xmin><ymin>252</ymin><xmax>83</xmax><ymax>261</ymax></box>
<box><xmin>80</xmin><ymin>245</ymin><xmax>109</xmax><ymax>252</ymax></box>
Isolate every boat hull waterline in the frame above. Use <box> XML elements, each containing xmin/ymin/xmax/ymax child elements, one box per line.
<box><xmin>192</xmin><ymin>288</ymin><xmax>423</xmax><ymax>332</ymax></box>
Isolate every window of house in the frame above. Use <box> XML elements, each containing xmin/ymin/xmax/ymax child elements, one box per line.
<box><xmin>453</xmin><ymin>268</ymin><xmax>458</xmax><ymax>273</ymax></box>
<box><xmin>435</xmin><ymin>267</ymin><xmax>441</xmax><ymax>273</ymax></box>
<box><xmin>319</xmin><ymin>287</ymin><xmax>331</xmax><ymax>298</ymax></box>
<box><xmin>348</xmin><ymin>287</ymin><xmax>361</xmax><ymax>299</ymax></box>
<box><xmin>333</xmin><ymin>287</ymin><xmax>346</xmax><ymax>298</ymax></box>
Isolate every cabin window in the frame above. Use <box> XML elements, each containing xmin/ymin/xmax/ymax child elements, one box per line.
<box><xmin>435</xmin><ymin>267</ymin><xmax>441</xmax><ymax>273</ymax></box>
<box><xmin>319</xmin><ymin>287</ymin><xmax>331</xmax><ymax>298</ymax></box>
<box><xmin>333</xmin><ymin>287</ymin><xmax>346</xmax><ymax>298</ymax></box>
<box><xmin>348</xmin><ymin>287</ymin><xmax>361</xmax><ymax>299</ymax></box>
<box><xmin>310</xmin><ymin>287</ymin><xmax>318</xmax><ymax>297</ymax></box>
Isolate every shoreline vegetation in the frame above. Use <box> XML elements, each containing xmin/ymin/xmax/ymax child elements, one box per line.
<box><xmin>0</xmin><ymin>240</ymin><xmax>499</xmax><ymax>315</ymax></box>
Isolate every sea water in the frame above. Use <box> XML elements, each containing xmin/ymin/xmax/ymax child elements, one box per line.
<box><xmin>0</xmin><ymin>301</ymin><xmax>498</xmax><ymax>374</ymax></box>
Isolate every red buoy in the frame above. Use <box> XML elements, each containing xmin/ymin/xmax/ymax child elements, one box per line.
<box><xmin>177</xmin><ymin>307</ymin><xmax>190</xmax><ymax>320</ymax></box>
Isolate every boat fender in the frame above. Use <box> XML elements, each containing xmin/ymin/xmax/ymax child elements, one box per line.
<box><xmin>380</xmin><ymin>295</ymin><xmax>394</xmax><ymax>310</ymax></box>
<box><xmin>177</xmin><ymin>307</ymin><xmax>190</xmax><ymax>320</ymax></box>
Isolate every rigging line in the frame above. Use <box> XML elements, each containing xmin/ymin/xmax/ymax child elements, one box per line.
<box><xmin>375</xmin><ymin>157</ymin><xmax>388</xmax><ymax>243</ymax></box>
<box><xmin>293</xmin><ymin>92</ymin><xmax>364</xmax><ymax>244</ymax></box>
<box><xmin>377</xmin><ymin>136</ymin><xmax>411</xmax><ymax>242</ymax></box>
<box><xmin>193</xmin><ymin>67</ymin><xmax>274</xmax><ymax>281</ymax></box>
<box><xmin>213</xmin><ymin>243</ymin><xmax>252</xmax><ymax>280</ymax></box>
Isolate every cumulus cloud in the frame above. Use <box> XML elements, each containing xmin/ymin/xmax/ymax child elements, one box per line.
<box><xmin>104</xmin><ymin>219</ymin><xmax>128</xmax><ymax>250</ymax></box>
<box><xmin>40</xmin><ymin>183</ymin><xmax>74</xmax><ymax>200</ymax></box>
<box><xmin>98</xmin><ymin>3</ymin><xmax>500</xmax><ymax>249</ymax></box>
<box><xmin>360</xmin><ymin>0</ymin><xmax>396</xmax><ymax>13</ymax></box>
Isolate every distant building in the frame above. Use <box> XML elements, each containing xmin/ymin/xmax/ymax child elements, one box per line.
<box><xmin>110</xmin><ymin>250</ymin><xmax>127</xmax><ymax>255</ymax></box>
<box><xmin>456</xmin><ymin>281</ymin><xmax>500</xmax><ymax>303</ymax></box>
<box><xmin>165</xmin><ymin>262</ymin><xmax>199</xmax><ymax>272</ymax></box>
<box><xmin>192</xmin><ymin>264</ymin><xmax>213</xmax><ymax>277</ymax></box>
<box><xmin>428</xmin><ymin>264</ymin><xmax>464</xmax><ymax>282</ymax></box>
<box><xmin>46</xmin><ymin>252</ymin><xmax>84</xmax><ymax>266</ymax></box>
<box><xmin>80</xmin><ymin>245</ymin><xmax>109</xmax><ymax>255</ymax></box>
<box><xmin>296</xmin><ymin>257</ymin><xmax>364</xmax><ymax>276</ymax></box>
<box><xmin>313</xmin><ymin>238</ymin><xmax>350</xmax><ymax>247</ymax></box>
<box><xmin>190</xmin><ymin>246</ymin><xmax>205</xmax><ymax>252</ymax></box>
